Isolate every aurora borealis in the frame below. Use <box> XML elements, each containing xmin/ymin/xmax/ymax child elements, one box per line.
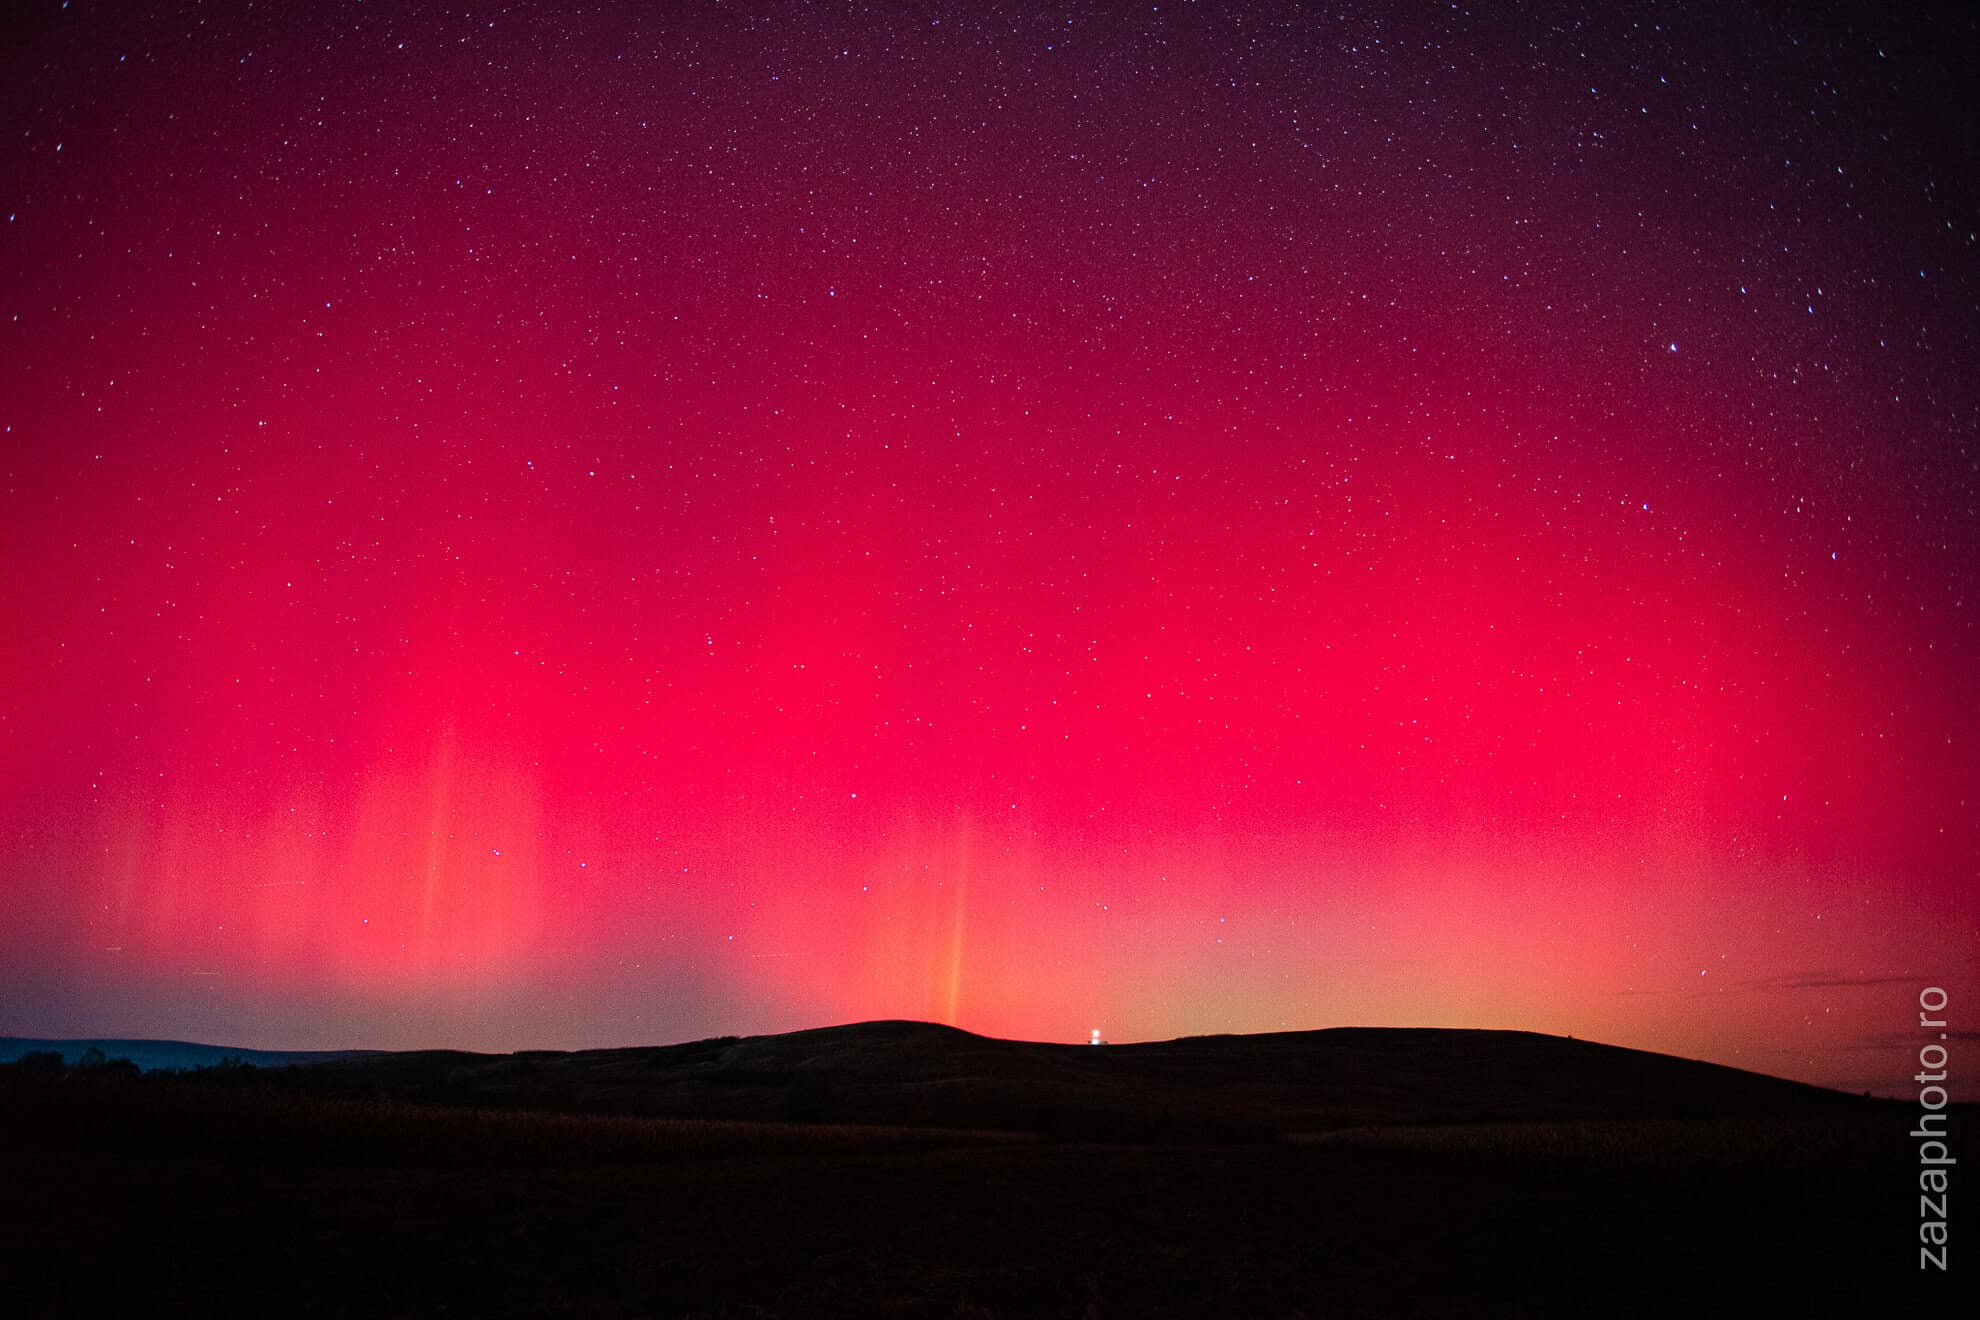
<box><xmin>1</xmin><ymin>1</ymin><xmax>1974</xmax><ymax>1097</ymax></box>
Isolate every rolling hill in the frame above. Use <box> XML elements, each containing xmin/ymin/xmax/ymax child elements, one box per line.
<box><xmin>261</xmin><ymin>1020</ymin><xmax>1877</xmax><ymax>1137</ymax></box>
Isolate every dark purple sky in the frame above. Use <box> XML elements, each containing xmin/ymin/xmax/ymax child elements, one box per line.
<box><xmin>2</xmin><ymin>1</ymin><xmax>1974</xmax><ymax>1097</ymax></box>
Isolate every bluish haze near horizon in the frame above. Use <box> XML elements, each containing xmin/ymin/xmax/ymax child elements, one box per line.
<box><xmin>2</xmin><ymin>1</ymin><xmax>1974</xmax><ymax>1098</ymax></box>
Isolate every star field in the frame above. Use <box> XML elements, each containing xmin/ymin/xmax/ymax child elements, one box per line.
<box><xmin>1</xmin><ymin>1</ymin><xmax>1974</xmax><ymax>1095</ymax></box>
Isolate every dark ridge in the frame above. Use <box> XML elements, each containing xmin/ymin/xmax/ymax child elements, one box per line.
<box><xmin>211</xmin><ymin>1021</ymin><xmax>1886</xmax><ymax>1141</ymax></box>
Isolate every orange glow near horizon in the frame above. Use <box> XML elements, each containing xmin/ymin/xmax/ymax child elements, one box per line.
<box><xmin>2</xmin><ymin>1</ymin><xmax>1974</xmax><ymax>1101</ymax></box>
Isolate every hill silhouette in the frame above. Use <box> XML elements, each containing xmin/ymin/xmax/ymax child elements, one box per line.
<box><xmin>269</xmin><ymin>1020</ymin><xmax>1875</xmax><ymax>1139</ymax></box>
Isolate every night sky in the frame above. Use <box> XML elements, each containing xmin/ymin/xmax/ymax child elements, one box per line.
<box><xmin>2</xmin><ymin>1</ymin><xmax>1974</xmax><ymax>1097</ymax></box>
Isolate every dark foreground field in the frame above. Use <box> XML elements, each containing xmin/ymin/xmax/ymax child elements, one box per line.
<box><xmin>2</xmin><ymin>1025</ymin><xmax>1971</xmax><ymax>1318</ymax></box>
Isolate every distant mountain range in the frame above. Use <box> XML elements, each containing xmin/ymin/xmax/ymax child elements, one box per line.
<box><xmin>0</xmin><ymin>1037</ymin><xmax>380</xmax><ymax>1073</ymax></box>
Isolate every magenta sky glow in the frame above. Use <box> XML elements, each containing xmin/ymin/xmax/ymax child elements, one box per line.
<box><xmin>2</xmin><ymin>1</ymin><xmax>1975</xmax><ymax>1097</ymax></box>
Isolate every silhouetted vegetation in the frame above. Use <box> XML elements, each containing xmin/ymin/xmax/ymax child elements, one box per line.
<box><xmin>7</xmin><ymin>1050</ymin><xmax>66</xmax><ymax>1076</ymax></box>
<box><xmin>4</xmin><ymin>1048</ymin><xmax>142</xmax><ymax>1081</ymax></box>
